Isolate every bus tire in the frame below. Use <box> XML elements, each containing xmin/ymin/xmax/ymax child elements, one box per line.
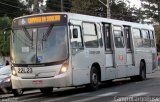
<box><xmin>40</xmin><ymin>87</ymin><xmax>53</xmax><ymax>95</ymax></box>
<box><xmin>86</xmin><ymin>66</ymin><xmax>99</xmax><ymax>91</ymax></box>
<box><xmin>12</xmin><ymin>89</ymin><xmax>24</xmax><ymax>97</ymax></box>
<box><xmin>131</xmin><ymin>62</ymin><xmax>146</xmax><ymax>81</ymax></box>
<box><xmin>138</xmin><ymin>61</ymin><xmax>146</xmax><ymax>81</ymax></box>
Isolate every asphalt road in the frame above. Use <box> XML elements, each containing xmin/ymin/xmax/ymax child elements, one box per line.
<box><xmin>1</xmin><ymin>70</ymin><xmax>160</xmax><ymax>102</ymax></box>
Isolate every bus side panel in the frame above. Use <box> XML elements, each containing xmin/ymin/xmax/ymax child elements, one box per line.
<box><xmin>72</xmin><ymin>51</ymin><xmax>90</xmax><ymax>86</ymax></box>
<box><xmin>105</xmin><ymin>54</ymin><xmax>116</xmax><ymax>80</ymax></box>
<box><xmin>126</xmin><ymin>53</ymin><xmax>133</xmax><ymax>65</ymax></box>
<box><xmin>134</xmin><ymin>48</ymin><xmax>153</xmax><ymax>74</ymax></box>
<box><xmin>72</xmin><ymin>48</ymin><xmax>105</xmax><ymax>85</ymax></box>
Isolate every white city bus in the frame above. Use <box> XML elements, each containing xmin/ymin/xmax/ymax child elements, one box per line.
<box><xmin>11</xmin><ymin>13</ymin><xmax>157</xmax><ymax>96</ymax></box>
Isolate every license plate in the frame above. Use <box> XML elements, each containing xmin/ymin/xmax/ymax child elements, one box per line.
<box><xmin>18</xmin><ymin>68</ymin><xmax>32</xmax><ymax>73</ymax></box>
<box><xmin>32</xmin><ymin>80</ymin><xmax>43</xmax><ymax>84</ymax></box>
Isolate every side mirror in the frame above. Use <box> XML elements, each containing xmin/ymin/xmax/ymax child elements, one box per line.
<box><xmin>73</xmin><ymin>28</ymin><xmax>78</xmax><ymax>38</ymax></box>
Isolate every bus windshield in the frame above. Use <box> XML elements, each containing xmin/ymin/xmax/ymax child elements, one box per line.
<box><xmin>11</xmin><ymin>25</ymin><xmax>68</xmax><ymax>64</ymax></box>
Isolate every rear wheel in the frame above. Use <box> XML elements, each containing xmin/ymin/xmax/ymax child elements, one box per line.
<box><xmin>12</xmin><ymin>89</ymin><xmax>24</xmax><ymax>97</ymax></box>
<box><xmin>130</xmin><ymin>61</ymin><xmax>146</xmax><ymax>81</ymax></box>
<box><xmin>40</xmin><ymin>87</ymin><xmax>53</xmax><ymax>95</ymax></box>
<box><xmin>139</xmin><ymin>62</ymin><xmax>146</xmax><ymax>81</ymax></box>
<box><xmin>86</xmin><ymin>66</ymin><xmax>99</xmax><ymax>91</ymax></box>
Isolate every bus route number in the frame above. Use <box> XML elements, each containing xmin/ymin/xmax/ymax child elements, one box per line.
<box><xmin>18</xmin><ymin>68</ymin><xmax>32</xmax><ymax>73</ymax></box>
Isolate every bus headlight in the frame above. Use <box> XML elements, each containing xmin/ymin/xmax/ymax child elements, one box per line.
<box><xmin>12</xmin><ymin>70</ymin><xmax>17</xmax><ymax>76</ymax></box>
<box><xmin>59</xmin><ymin>60</ymin><xmax>69</xmax><ymax>74</ymax></box>
<box><xmin>11</xmin><ymin>66</ymin><xmax>17</xmax><ymax>76</ymax></box>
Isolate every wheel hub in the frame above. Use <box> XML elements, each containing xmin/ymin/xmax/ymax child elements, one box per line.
<box><xmin>92</xmin><ymin>73</ymin><xmax>98</xmax><ymax>85</ymax></box>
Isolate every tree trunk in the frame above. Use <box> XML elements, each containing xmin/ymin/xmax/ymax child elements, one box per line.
<box><xmin>106</xmin><ymin>0</ymin><xmax>111</xmax><ymax>18</ymax></box>
<box><xmin>33</xmin><ymin>0</ymin><xmax>39</xmax><ymax>14</ymax></box>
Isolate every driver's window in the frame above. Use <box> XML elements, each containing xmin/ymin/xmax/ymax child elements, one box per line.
<box><xmin>70</xmin><ymin>26</ymin><xmax>83</xmax><ymax>48</ymax></box>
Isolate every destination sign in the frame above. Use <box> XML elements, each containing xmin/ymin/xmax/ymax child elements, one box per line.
<box><xmin>27</xmin><ymin>15</ymin><xmax>60</xmax><ymax>24</ymax></box>
<box><xmin>12</xmin><ymin>14</ymin><xmax>67</xmax><ymax>28</ymax></box>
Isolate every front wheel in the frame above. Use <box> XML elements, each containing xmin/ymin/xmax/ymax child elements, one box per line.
<box><xmin>40</xmin><ymin>87</ymin><xmax>53</xmax><ymax>95</ymax></box>
<box><xmin>12</xmin><ymin>89</ymin><xmax>24</xmax><ymax>97</ymax></box>
<box><xmin>86</xmin><ymin>66</ymin><xmax>99</xmax><ymax>91</ymax></box>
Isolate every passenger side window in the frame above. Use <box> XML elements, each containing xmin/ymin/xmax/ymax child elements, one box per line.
<box><xmin>133</xmin><ymin>28</ymin><xmax>143</xmax><ymax>47</ymax></box>
<box><xmin>141</xmin><ymin>29</ymin><xmax>151</xmax><ymax>47</ymax></box>
<box><xmin>150</xmin><ymin>30</ymin><xmax>155</xmax><ymax>47</ymax></box>
<box><xmin>70</xmin><ymin>26</ymin><xmax>83</xmax><ymax>48</ymax></box>
<box><xmin>83</xmin><ymin>22</ymin><xmax>99</xmax><ymax>48</ymax></box>
<box><xmin>113</xmin><ymin>26</ymin><xmax>124</xmax><ymax>48</ymax></box>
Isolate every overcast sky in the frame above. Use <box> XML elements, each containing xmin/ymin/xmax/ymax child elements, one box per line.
<box><xmin>129</xmin><ymin>0</ymin><xmax>141</xmax><ymax>8</ymax></box>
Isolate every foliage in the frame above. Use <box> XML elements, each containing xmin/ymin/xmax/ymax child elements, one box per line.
<box><xmin>110</xmin><ymin>1</ymin><xmax>139</xmax><ymax>22</ymax></box>
<box><xmin>46</xmin><ymin>0</ymin><xmax>72</xmax><ymax>12</ymax></box>
<box><xmin>24</xmin><ymin>0</ymin><xmax>44</xmax><ymax>13</ymax></box>
<box><xmin>0</xmin><ymin>0</ymin><xmax>28</xmax><ymax>18</ymax></box>
<box><xmin>70</xmin><ymin>0</ymin><xmax>139</xmax><ymax>22</ymax></box>
<box><xmin>154</xmin><ymin>25</ymin><xmax>160</xmax><ymax>52</ymax></box>
<box><xmin>0</xmin><ymin>16</ymin><xmax>11</xmax><ymax>56</ymax></box>
<box><xmin>71</xmin><ymin>0</ymin><xmax>100</xmax><ymax>16</ymax></box>
<box><xmin>140</xmin><ymin>0</ymin><xmax>160</xmax><ymax>23</ymax></box>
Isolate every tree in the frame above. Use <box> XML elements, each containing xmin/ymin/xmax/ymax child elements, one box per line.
<box><xmin>46</xmin><ymin>0</ymin><xmax>72</xmax><ymax>12</ymax></box>
<box><xmin>71</xmin><ymin>0</ymin><xmax>100</xmax><ymax>16</ymax></box>
<box><xmin>0</xmin><ymin>0</ymin><xmax>28</xmax><ymax>18</ymax></box>
<box><xmin>110</xmin><ymin>1</ymin><xmax>139</xmax><ymax>22</ymax></box>
<box><xmin>70</xmin><ymin>0</ymin><xmax>139</xmax><ymax>22</ymax></box>
<box><xmin>0</xmin><ymin>16</ymin><xmax>11</xmax><ymax>56</ymax></box>
<box><xmin>141</xmin><ymin>0</ymin><xmax>160</xmax><ymax>23</ymax></box>
<box><xmin>154</xmin><ymin>25</ymin><xmax>160</xmax><ymax>52</ymax></box>
<box><xmin>24</xmin><ymin>0</ymin><xmax>44</xmax><ymax>13</ymax></box>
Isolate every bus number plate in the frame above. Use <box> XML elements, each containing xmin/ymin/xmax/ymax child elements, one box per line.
<box><xmin>18</xmin><ymin>68</ymin><xmax>32</xmax><ymax>73</ymax></box>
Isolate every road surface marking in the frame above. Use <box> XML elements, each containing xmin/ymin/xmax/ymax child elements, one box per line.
<box><xmin>41</xmin><ymin>92</ymin><xmax>89</xmax><ymax>102</ymax></box>
<box><xmin>129</xmin><ymin>92</ymin><xmax>149</xmax><ymax>96</ymax></box>
<box><xmin>72</xmin><ymin>92</ymin><xmax>119</xmax><ymax>102</ymax></box>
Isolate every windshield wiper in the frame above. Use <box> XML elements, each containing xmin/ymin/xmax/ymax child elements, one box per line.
<box><xmin>42</xmin><ymin>24</ymin><xmax>54</xmax><ymax>41</ymax></box>
<box><xmin>22</xmin><ymin>26</ymin><xmax>33</xmax><ymax>41</ymax></box>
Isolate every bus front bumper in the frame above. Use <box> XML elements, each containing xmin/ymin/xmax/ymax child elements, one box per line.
<box><xmin>11</xmin><ymin>73</ymin><xmax>71</xmax><ymax>89</ymax></box>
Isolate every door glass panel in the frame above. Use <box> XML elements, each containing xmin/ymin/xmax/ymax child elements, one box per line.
<box><xmin>70</xmin><ymin>26</ymin><xmax>83</xmax><ymax>48</ymax></box>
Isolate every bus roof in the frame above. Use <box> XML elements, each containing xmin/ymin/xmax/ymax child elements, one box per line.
<box><xmin>13</xmin><ymin>12</ymin><xmax>154</xmax><ymax>30</ymax></box>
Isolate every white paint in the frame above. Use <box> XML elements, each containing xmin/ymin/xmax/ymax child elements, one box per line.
<box><xmin>41</xmin><ymin>92</ymin><xmax>89</xmax><ymax>102</ymax></box>
<box><xmin>98</xmin><ymin>92</ymin><xmax>119</xmax><ymax>97</ymax></box>
<box><xmin>129</xmin><ymin>92</ymin><xmax>149</xmax><ymax>96</ymax></box>
<box><xmin>72</xmin><ymin>92</ymin><xmax>119</xmax><ymax>102</ymax></box>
